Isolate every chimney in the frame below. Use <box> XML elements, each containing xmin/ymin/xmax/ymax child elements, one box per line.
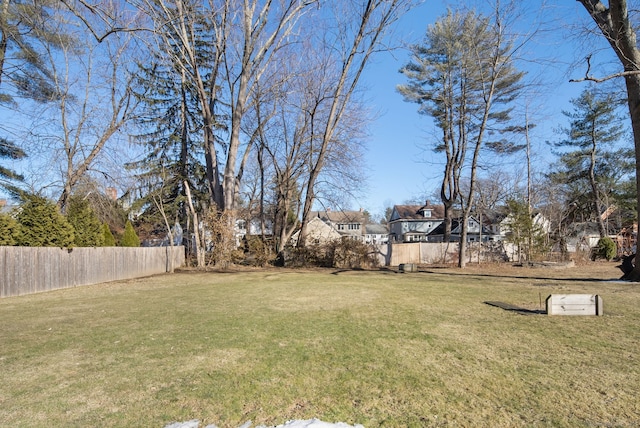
<box><xmin>106</xmin><ymin>187</ymin><xmax>117</xmax><ymax>201</ymax></box>
<box><xmin>0</xmin><ymin>199</ymin><xmax>6</xmax><ymax>208</ymax></box>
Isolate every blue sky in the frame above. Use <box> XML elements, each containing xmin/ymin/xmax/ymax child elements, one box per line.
<box><xmin>355</xmin><ymin>1</ymin><xmax>608</xmax><ymax>218</ymax></box>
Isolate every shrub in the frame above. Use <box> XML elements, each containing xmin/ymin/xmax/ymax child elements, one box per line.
<box><xmin>244</xmin><ymin>235</ymin><xmax>274</xmax><ymax>267</ymax></box>
<box><xmin>102</xmin><ymin>223</ymin><xmax>116</xmax><ymax>246</ymax></box>
<box><xmin>593</xmin><ymin>236</ymin><xmax>616</xmax><ymax>261</ymax></box>
<box><xmin>66</xmin><ymin>196</ymin><xmax>104</xmax><ymax>247</ymax></box>
<box><xmin>330</xmin><ymin>238</ymin><xmax>378</xmax><ymax>269</ymax></box>
<box><xmin>15</xmin><ymin>195</ymin><xmax>75</xmax><ymax>247</ymax></box>
<box><xmin>203</xmin><ymin>208</ymin><xmax>237</xmax><ymax>268</ymax></box>
<box><xmin>283</xmin><ymin>243</ymin><xmax>333</xmax><ymax>268</ymax></box>
<box><xmin>0</xmin><ymin>212</ymin><xmax>20</xmax><ymax>245</ymax></box>
<box><xmin>121</xmin><ymin>220</ymin><xmax>140</xmax><ymax>247</ymax></box>
<box><xmin>284</xmin><ymin>239</ymin><xmax>377</xmax><ymax>269</ymax></box>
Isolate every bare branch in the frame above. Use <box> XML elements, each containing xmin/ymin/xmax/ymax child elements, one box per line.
<box><xmin>570</xmin><ymin>54</ymin><xmax>640</xmax><ymax>82</ymax></box>
<box><xmin>59</xmin><ymin>0</ymin><xmax>151</xmax><ymax>43</ymax></box>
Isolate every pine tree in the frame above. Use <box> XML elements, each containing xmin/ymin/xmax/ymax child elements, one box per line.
<box><xmin>0</xmin><ymin>211</ymin><xmax>19</xmax><ymax>245</ymax></box>
<box><xmin>505</xmin><ymin>198</ymin><xmax>548</xmax><ymax>263</ymax></box>
<box><xmin>121</xmin><ymin>220</ymin><xmax>140</xmax><ymax>247</ymax></box>
<box><xmin>128</xmin><ymin>37</ymin><xmax>211</xmax><ymax>235</ymax></box>
<box><xmin>549</xmin><ymin>88</ymin><xmax>631</xmax><ymax>237</ymax></box>
<box><xmin>1</xmin><ymin>0</ymin><xmax>67</xmax><ymax>192</ymax></box>
<box><xmin>15</xmin><ymin>195</ymin><xmax>74</xmax><ymax>247</ymax></box>
<box><xmin>102</xmin><ymin>223</ymin><xmax>116</xmax><ymax>246</ymax></box>
<box><xmin>398</xmin><ymin>8</ymin><xmax>525</xmax><ymax>267</ymax></box>
<box><xmin>0</xmin><ymin>137</ymin><xmax>26</xmax><ymax>193</ymax></box>
<box><xmin>65</xmin><ymin>196</ymin><xmax>104</xmax><ymax>247</ymax></box>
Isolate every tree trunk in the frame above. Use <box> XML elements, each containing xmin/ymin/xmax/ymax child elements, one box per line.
<box><xmin>577</xmin><ymin>0</ymin><xmax>640</xmax><ymax>279</ymax></box>
<box><xmin>623</xmin><ymin>73</ymin><xmax>640</xmax><ymax>280</ymax></box>
<box><xmin>588</xmin><ymin>143</ymin><xmax>607</xmax><ymax>238</ymax></box>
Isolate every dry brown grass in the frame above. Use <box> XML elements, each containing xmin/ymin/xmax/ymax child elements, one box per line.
<box><xmin>0</xmin><ymin>261</ymin><xmax>638</xmax><ymax>427</ymax></box>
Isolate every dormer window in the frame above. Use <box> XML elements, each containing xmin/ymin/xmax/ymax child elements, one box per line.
<box><xmin>421</xmin><ymin>209</ymin><xmax>432</xmax><ymax>218</ymax></box>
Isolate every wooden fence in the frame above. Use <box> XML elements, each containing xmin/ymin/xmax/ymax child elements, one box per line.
<box><xmin>380</xmin><ymin>242</ymin><xmax>522</xmax><ymax>266</ymax></box>
<box><xmin>0</xmin><ymin>246</ymin><xmax>185</xmax><ymax>298</ymax></box>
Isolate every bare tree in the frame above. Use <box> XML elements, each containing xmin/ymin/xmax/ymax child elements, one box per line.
<box><xmin>296</xmin><ymin>0</ymin><xmax>416</xmax><ymax>247</ymax></box>
<box><xmin>19</xmin><ymin>4</ymin><xmax>140</xmax><ymax>209</ymax></box>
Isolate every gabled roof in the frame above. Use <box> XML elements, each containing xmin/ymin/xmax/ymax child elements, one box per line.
<box><xmin>428</xmin><ymin>216</ymin><xmax>492</xmax><ymax>236</ymax></box>
<box><xmin>390</xmin><ymin>202</ymin><xmax>445</xmax><ymax>221</ymax></box>
<box><xmin>311</xmin><ymin>210</ymin><xmax>367</xmax><ymax>224</ymax></box>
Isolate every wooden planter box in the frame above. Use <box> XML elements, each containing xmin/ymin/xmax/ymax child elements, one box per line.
<box><xmin>399</xmin><ymin>263</ymin><xmax>418</xmax><ymax>272</ymax></box>
<box><xmin>546</xmin><ymin>294</ymin><xmax>603</xmax><ymax>316</ymax></box>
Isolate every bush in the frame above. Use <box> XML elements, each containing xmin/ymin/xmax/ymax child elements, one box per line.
<box><xmin>283</xmin><ymin>239</ymin><xmax>377</xmax><ymax>269</ymax></box>
<box><xmin>244</xmin><ymin>235</ymin><xmax>274</xmax><ymax>267</ymax></box>
<box><xmin>121</xmin><ymin>220</ymin><xmax>140</xmax><ymax>247</ymax></box>
<box><xmin>593</xmin><ymin>236</ymin><xmax>616</xmax><ymax>261</ymax></box>
<box><xmin>66</xmin><ymin>196</ymin><xmax>104</xmax><ymax>247</ymax></box>
<box><xmin>330</xmin><ymin>238</ymin><xmax>378</xmax><ymax>269</ymax></box>
<box><xmin>203</xmin><ymin>208</ymin><xmax>237</xmax><ymax>268</ymax></box>
<box><xmin>15</xmin><ymin>195</ymin><xmax>75</xmax><ymax>247</ymax></box>
<box><xmin>283</xmin><ymin>243</ymin><xmax>333</xmax><ymax>268</ymax></box>
<box><xmin>0</xmin><ymin>212</ymin><xmax>20</xmax><ymax>245</ymax></box>
<box><xmin>102</xmin><ymin>223</ymin><xmax>116</xmax><ymax>246</ymax></box>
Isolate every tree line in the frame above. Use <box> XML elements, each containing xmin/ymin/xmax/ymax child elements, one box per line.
<box><xmin>1</xmin><ymin>1</ymin><xmax>639</xmax><ymax>274</ymax></box>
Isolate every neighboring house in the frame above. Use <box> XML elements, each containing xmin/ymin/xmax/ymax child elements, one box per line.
<box><xmin>235</xmin><ymin>217</ymin><xmax>274</xmax><ymax>246</ymax></box>
<box><xmin>496</xmin><ymin>210</ymin><xmax>552</xmax><ymax>241</ymax></box>
<box><xmin>388</xmin><ymin>201</ymin><xmax>445</xmax><ymax>243</ymax></box>
<box><xmin>480</xmin><ymin>209</ymin><xmax>509</xmax><ymax>239</ymax></box>
<box><xmin>428</xmin><ymin>216</ymin><xmax>493</xmax><ymax>242</ymax></box>
<box><xmin>364</xmin><ymin>223</ymin><xmax>389</xmax><ymax>244</ymax></box>
<box><xmin>290</xmin><ymin>216</ymin><xmax>342</xmax><ymax>246</ymax></box>
<box><xmin>310</xmin><ymin>209</ymin><xmax>368</xmax><ymax>240</ymax></box>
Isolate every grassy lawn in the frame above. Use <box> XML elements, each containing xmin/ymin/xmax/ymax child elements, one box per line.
<box><xmin>1</xmin><ymin>263</ymin><xmax>639</xmax><ymax>427</ymax></box>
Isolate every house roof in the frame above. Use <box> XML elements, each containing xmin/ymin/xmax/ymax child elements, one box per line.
<box><xmin>391</xmin><ymin>202</ymin><xmax>445</xmax><ymax>221</ymax></box>
<box><xmin>311</xmin><ymin>210</ymin><xmax>367</xmax><ymax>224</ymax></box>
<box><xmin>428</xmin><ymin>216</ymin><xmax>492</xmax><ymax>236</ymax></box>
<box><xmin>365</xmin><ymin>223</ymin><xmax>389</xmax><ymax>235</ymax></box>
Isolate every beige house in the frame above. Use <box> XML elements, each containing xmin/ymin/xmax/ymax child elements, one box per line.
<box><xmin>290</xmin><ymin>216</ymin><xmax>342</xmax><ymax>245</ymax></box>
<box><xmin>309</xmin><ymin>209</ymin><xmax>368</xmax><ymax>240</ymax></box>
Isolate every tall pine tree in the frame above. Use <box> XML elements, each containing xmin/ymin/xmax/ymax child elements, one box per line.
<box><xmin>549</xmin><ymin>88</ymin><xmax>632</xmax><ymax>237</ymax></box>
<box><xmin>128</xmin><ymin>33</ymin><xmax>216</xmax><ymax>237</ymax></box>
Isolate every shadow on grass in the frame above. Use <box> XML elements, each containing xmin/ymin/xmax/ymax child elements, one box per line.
<box><xmin>484</xmin><ymin>300</ymin><xmax>547</xmax><ymax>315</ymax></box>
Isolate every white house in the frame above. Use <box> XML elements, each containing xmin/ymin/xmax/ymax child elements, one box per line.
<box><xmin>363</xmin><ymin>223</ymin><xmax>389</xmax><ymax>244</ymax></box>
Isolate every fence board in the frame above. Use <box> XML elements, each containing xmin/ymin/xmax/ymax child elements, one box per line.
<box><xmin>0</xmin><ymin>246</ymin><xmax>185</xmax><ymax>298</ymax></box>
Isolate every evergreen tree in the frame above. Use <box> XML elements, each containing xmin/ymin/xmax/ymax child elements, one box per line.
<box><xmin>398</xmin><ymin>8</ymin><xmax>525</xmax><ymax>267</ymax></box>
<box><xmin>128</xmin><ymin>27</ymin><xmax>212</xmax><ymax>236</ymax></box>
<box><xmin>15</xmin><ymin>195</ymin><xmax>74</xmax><ymax>247</ymax></box>
<box><xmin>0</xmin><ymin>211</ymin><xmax>19</xmax><ymax>245</ymax></box>
<box><xmin>0</xmin><ymin>137</ymin><xmax>26</xmax><ymax>194</ymax></box>
<box><xmin>65</xmin><ymin>196</ymin><xmax>104</xmax><ymax>247</ymax></box>
<box><xmin>0</xmin><ymin>0</ymin><xmax>68</xmax><ymax>192</ymax></box>
<box><xmin>505</xmin><ymin>198</ymin><xmax>548</xmax><ymax>263</ymax></box>
<box><xmin>102</xmin><ymin>223</ymin><xmax>116</xmax><ymax>246</ymax></box>
<box><xmin>548</xmin><ymin>88</ymin><xmax>632</xmax><ymax>237</ymax></box>
<box><xmin>121</xmin><ymin>220</ymin><xmax>140</xmax><ymax>247</ymax></box>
